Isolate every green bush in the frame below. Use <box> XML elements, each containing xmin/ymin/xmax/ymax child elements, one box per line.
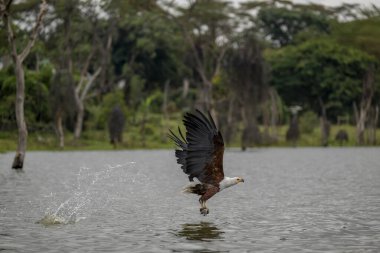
<box><xmin>97</xmin><ymin>90</ymin><xmax>128</xmax><ymax>129</ymax></box>
<box><xmin>0</xmin><ymin>65</ymin><xmax>53</xmax><ymax>131</ymax></box>
<box><xmin>299</xmin><ymin>110</ymin><xmax>319</xmax><ymax>134</ymax></box>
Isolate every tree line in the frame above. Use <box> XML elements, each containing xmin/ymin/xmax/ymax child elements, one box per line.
<box><xmin>0</xmin><ymin>0</ymin><xmax>379</xmax><ymax>168</ymax></box>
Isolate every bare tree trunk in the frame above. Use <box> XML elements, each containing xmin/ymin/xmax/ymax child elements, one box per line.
<box><xmin>356</xmin><ymin>67</ymin><xmax>375</xmax><ymax>145</ymax></box>
<box><xmin>1</xmin><ymin>0</ymin><xmax>47</xmax><ymax>169</ymax></box>
<box><xmin>262</xmin><ymin>103</ymin><xmax>270</xmax><ymax>144</ymax></box>
<box><xmin>55</xmin><ymin>110</ymin><xmax>64</xmax><ymax>149</ymax></box>
<box><xmin>140</xmin><ymin>113</ymin><xmax>147</xmax><ymax>148</ymax></box>
<box><xmin>12</xmin><ymin>59</ymin><xmax>27</xmax><ymax>168</ymax></box>
<box><xmin>286</xmin><ymin>113</ymin><xmax>300</xmax><ymax>147</ymax></box>
<box><xmin>241</xmin><ymin>104</ymin><xmax>261</xmax><ymax>150</ymax></box>
<box><xmin>353</xmin><ymin>102</ymin><xmax>359</xmax><ymax>124</ymax></box>
<box><xmin>262</xmin><ymin>89</ymin><xmax>272</xmax><ymax>145</ymax></box>
<box><xmin>162</xmin><ymin>80</ymin><xmax>170</xmax><ymax>120</ymax></box>
<box><xmin>367</xmin><ymin>106</ymin><xmax>379</xmax><ymax>145</ymax></box>
<box><xmin>224</xmin><ymin>95</ymin><xmax>235</xmax><ymax>144</ymax></box>
<box><xmin>74</xmin><ymin>103</ymin><xmax>84</xmax><ymax>139</ymax></box>
<box><xmin>269</xmin><ymin>88</ymin><xmax>279</xmax><ymax>141</ymax></box>
<box><xmin>74</xmin><ymin>67</ymin><xmax>101</xmax><ymax>139</ymax></box>
<box><xmin>179</xmin><ymin>20</ymin><xmax>228</xmax><ymax>115</ymax></box>
<box><xmin>161</xmin><ymin>80</ymin><xmax>170</xmax><ymax>142</ymax></box>
<box><xmin>320</xmin><ymin>117</ymin><xmax>329</xmax><ymax>147</ymax></box>
<box><xmin>356</xmin><ymin>111</ymin><xmax>366</xmax><ymax>145</ymax></box>
<box><xmin>374</xmin><ymin>106</ymin><xmax>379</xmax><ymax>145</ymax></box>
<box><xmin>197</xmin><ymin>80</ymin><xmax>213</xmax><ymax>112</ymax></box>
<box><xmin>97</xmin><ymin>31</ymin><xmax>113</xmax><ymax>93</ymax></box>
<box><xmin>319</xmin><ymin>98</ymin><xmax>329</xmax><ymax>147</ymax></box>
<box><xmin>182</xmin><ymin>78</ymin><xmax>189</xmax><ymax>99</ymax></box>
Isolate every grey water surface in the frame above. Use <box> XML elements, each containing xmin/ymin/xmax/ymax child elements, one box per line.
<box><xmin>0</xmin><ymin>148</ymin><xmax>380</xmax><ymax>252</ymax></box>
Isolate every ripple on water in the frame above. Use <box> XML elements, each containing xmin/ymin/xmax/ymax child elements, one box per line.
<box><xmin>0</xmin><ymin>149</ymin><xmax>380</xmax><ymax>252</ymax></box>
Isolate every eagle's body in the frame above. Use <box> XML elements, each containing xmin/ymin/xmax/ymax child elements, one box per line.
<box><xmin>169</xmin><ymin>110</ymin><xmax>244</xmax><ymax>215</ymax></box>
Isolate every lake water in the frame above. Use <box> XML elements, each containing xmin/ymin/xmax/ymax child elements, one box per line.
<box><xmin>0</xmin><ymin>148</ymin><xmax>380</xmax><ymax>252</ymax></box>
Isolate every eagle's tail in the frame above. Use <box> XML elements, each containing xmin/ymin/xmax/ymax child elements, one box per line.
<box><xmin>182</xmin><ymin>183</ymin><xmax>205</xmax><ymax>195</ymax></box>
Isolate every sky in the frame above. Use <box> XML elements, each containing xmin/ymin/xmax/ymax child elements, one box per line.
<box><xmin>289</xmin><ymin>0</ymin><xmax>379</xmax><ymax>7</ymax></box>
<box><xmin>177</xmin><ymin>0</ymin><xmax>380</xmax><ymax>7</ymax></box>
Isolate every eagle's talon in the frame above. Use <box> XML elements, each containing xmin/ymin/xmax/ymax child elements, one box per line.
<box><xmin>200</xmin><ymin>207</ymin><xmax>209</xmax><ymax>216</ymax></box>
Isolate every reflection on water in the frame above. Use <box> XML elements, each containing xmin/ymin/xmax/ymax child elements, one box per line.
<box><xmin>176</xmin><ymin>222</ymin><xmax>224</xmax><ymax>241</ymax></box>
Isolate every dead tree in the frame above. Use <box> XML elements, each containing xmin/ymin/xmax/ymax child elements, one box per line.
<box><xmin>263</xmin><ymin>87</ymin><xmax>281</xmax><ymax>144</ymax></box>
<box><xmin>167</xmin><ymin>1</ymin><xmax>231</xmax><ymax>116</ymax></box>
<box><xmin>1</xmin><ymin>0</ymin><xmax>47</xmax><ymax>169</ymax></box>
<box><xmin>286</xmin><ymin>106</ymin><xmax>301</xmax><ymax>147</ymax></box>
<box><xmin>50</xmin><ymin>70</ymin><xmax>76</xmax><ymax>149</ymax></box>
<box><xmin>355</xmin><ymin>67</ymin><xmax>375</xmax><ymax>145</ymax></box>
<box><xmin>319</xmin><ymin>98</ymin><xmax>330</xmax><ymax>147</ymax></box>
<box><xmin>367</xmin><ymin>106</ymin><xmax>379</xmax><ymax>145</ymax></box>
<box><xmin>74</xmin><ymin>67</ymin><xmax>102</xmax><ymax>139</ymax></box>
<box><xmin>226</xmin><ymin>34</ymin><xmax>268</xmax><ymax>150</ymax></box>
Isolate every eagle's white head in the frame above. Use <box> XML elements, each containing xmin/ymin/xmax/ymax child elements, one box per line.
<box><xmin>219</xmin><ymin>176</ymin><xmax>244</xmax><ymax>190</ymax></box>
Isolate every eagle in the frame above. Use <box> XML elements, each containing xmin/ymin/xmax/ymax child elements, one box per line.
<box><xmin>169</xmin><ymin>110</ymin><xmax>244</xmax><ymax>216</ymax></box>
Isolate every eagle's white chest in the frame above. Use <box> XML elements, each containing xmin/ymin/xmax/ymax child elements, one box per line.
<box><xmin>219</xmin><ymin>177</ymin><xmax>237</xmax><ymax>191</ymax></box>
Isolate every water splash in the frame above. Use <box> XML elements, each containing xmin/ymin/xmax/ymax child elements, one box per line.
<box><xmin>38</xmin><ymin>162</ymin><xmax>149</xmax><ymax>225</ymax></box>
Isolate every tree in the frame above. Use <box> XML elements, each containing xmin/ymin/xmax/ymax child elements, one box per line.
<box><xmin>226</xmin><ymin>32</ymin><xmax>268</xmax><ymax>148</ymax></box>
<box><xmin>331</xmin><ymin>13</ymin><xmax>380</xmax><ymax>145</ymax></box>
<box><xmin>267</xmin><ymin>39</ymin><xmax>376</xmax><ymax>146</ymax></box>
<box><xmin>354</xmin><ymin>66</ymin><xmax>376</xmax><ymax>145</ymax></box>
<box><xmin>332</xmin><ymin>16</ymin><xmax>380</xmax><ymax>60</ymax></box>
<box><xmin>0</xmin><ymin>0</ymin><xmax>47</xmax><ymax>169</ymax></box>
<box><xmin>50</xmin><ymin>70</ymin><xmax>76</xmax><ymax>148</ymax></box>
<box><xmin>172</xmin><ymin>0</ymin><xmax>236</xmax><ymax>114</ymax></box>
<box><xmin>0</xmin><ymin>65</ymin><xmax>52</xmax><ymax>131</ymax></box>
<box><xmin>243</xmin><ymin>0</ymin><xmax>332</xmax><ymax>46</ymax></box>
<box><xmin>74</xmin><ymin>67</ymin><xmax>102</xmax><ymax>139</ymax></box>
<box><xmin>46</xmin><ymin>0</ymin><xmax>106</xmax><ymax>142</ymax></box>
<box><xmin>111</xmin><ymin>1</ymin><xmax>187</xmax><ymax>133</ymax></box>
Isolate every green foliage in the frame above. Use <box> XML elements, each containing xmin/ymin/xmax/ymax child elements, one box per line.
<box><xmin>1</xmin><ymin>120</ymin><xmax>374</xmax><ymax>152</ymax></box>
<box><xmin>0</xmin><ymin>67</ymin><xmax>16</xmax><ymax>130</ymax></box>
<box><xmin>96</xmin><ymin>90</ymin><xmax>128</xmax><ymax>129</ymax></box>
<box><xmin>139</xmin><ymin>89</ymin><xmax>163</xmax><ymax>114</ymax></box>
<box><xmin>0</xmin><ymin>64</ymin><xmax>53</xmax><ymax>131</ymax></box>
<box><xmin>257</xmin><ymin>6</ymin><xmax>330</xmax><ymax>46</ymax></box>
<box><xmin>299</xmin><ymin>110</ymin><xmax>319</xmax><ymax>134</ymax></box>
<box><xmin>332</xmin><ymin>17</ymin><xmax>380</xmax><ymax>60</ymax></box>
<box><xmin>50</xmin><ymin>69</ymin><xmax>76</xmax><ymax>118</ymax></box>
<box><xmin>128</xmin><ymin>74</ymin><xmax>146</xmax><ymax>108</ymax></box>
<box><xmin>1</xmin><ymin>0</ymin><xmax>379</xmax><ymax>149</ymax></box>
<box><xmin>113</xmin><ymin>10</ymin><xmax>186</xmax><ymax>88</ymax></box>
<box><xmin>266</xmin><ymin>39</ymin><xmax>377</xmax><ymax>118</ymax></box>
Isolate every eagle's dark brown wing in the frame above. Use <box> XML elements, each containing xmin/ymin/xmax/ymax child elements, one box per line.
<box><xmin>168</xmin><ymin>110</ymin><xmax>224</xmax><ymax>186</ymax></box>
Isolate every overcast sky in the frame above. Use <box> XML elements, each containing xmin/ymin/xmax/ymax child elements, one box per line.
<box><xmin>274</xmin><ymin>0</ymin><xmax>379</xmax><ymax>7</ymax></box>
<box><xmin>177</xmin><ymin>0</ymin><xmax>380</xmax><ymax>7</ymax></box>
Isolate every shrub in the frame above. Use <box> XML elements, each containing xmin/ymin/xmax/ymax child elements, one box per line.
<box><xmin>299</xmin><ymin>110</ymin><xmax>319</xmax><ymax>134</ymax></box>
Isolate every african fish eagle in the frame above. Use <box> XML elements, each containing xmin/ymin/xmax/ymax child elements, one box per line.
<box><xmin>169</xmin><ymin>110</ymin><xmax>244</xmax><ymax>216</ymax></box>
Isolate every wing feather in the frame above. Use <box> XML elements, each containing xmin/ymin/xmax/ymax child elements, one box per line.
<box><xmin>169</xmin><ymin>110</ymin><xmax>225</xmax><ymax>185</ymax></box>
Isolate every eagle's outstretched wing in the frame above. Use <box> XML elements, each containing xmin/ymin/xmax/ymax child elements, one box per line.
<box><xmin>169</xmin><ymin>110</ymin><xmax>224</xmax><ymax>186</ymax></box>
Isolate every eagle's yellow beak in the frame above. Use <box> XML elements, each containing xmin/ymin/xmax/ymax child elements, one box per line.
<box><xmin>237</xmin><ymin>177</ymin><xmax>245</xmax><ymax>183</ymax></box>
